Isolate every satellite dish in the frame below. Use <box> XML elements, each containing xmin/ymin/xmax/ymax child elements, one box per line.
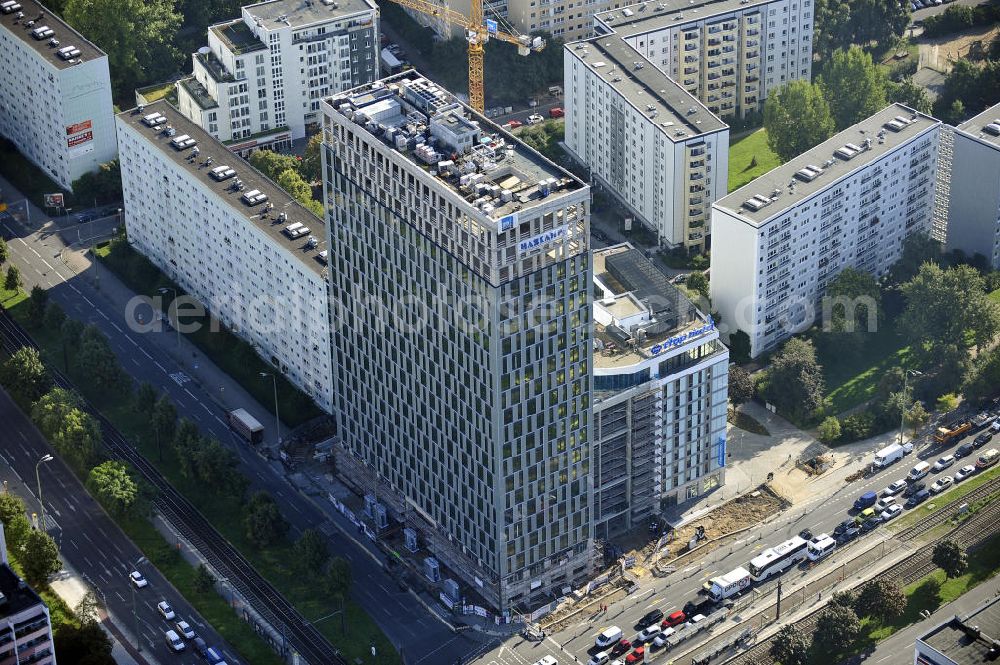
<box><xmin>198</xmin><ymin>46</ymin><xmax>211</xmax><ymax>55</ymax></box>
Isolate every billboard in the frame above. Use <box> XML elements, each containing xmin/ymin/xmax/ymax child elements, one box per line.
<box><xmin>44</xmin><ymin>193</ymin><xmax>65</xmax><ymax>208</ymax></box>
<box><xmin>66</xmin><ymin>120</ymin><xmax>95</xmax><ymax>155</ymax></box>
<box><xmin>65</xmin><ymin>120</ymin><xmax>92</xmax><ymax>135</ymax></box>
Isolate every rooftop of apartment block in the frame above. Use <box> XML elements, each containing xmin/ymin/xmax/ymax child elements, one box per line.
<box><xmin>243</xmin><ymin>0</ymin><xmax>377</xmax><ymax>28</ymax></box>
<box><xmin>0</xmin><ymin>563</ymin><xmax>45</xmax><ymax>619</ymax></box>
<box><xmin>567</xmin><ymin>37</ymin><xmax>727</xmax><ymax>141</ymax></box>
<box><xmin>117</xmin><ymin>100</ymin><xmax>328</xmax><ymax>276</ymax></box>
<box><xmin>594</xmin><ymin>0</ymin><xmax>775</xmax><ymax>38</ymax></box>
<box><xmin>593</xmin><ymin>244</ymin><xmax>714</xmax><ymax>370</ymax></box>
<box><xmin>0</xmin><ymin>0</ymin><xmax>104</xmax><ymax>71</ymax></box>
<box><xmin>326</xmin><ymin>71</ymin><xmax>585</xmax><ymax>222</ymax></box>
<box><xmin>177</xmin><ymin>76</ymin><xmax>219</xmax><ymax>110</ymax></box>
<box><xmin>918</xmin><ymin>596</ymin><xmax>1000</xmax><ymax>665</ymax></box>
<box><xmin>957</xmin><ymin>101</ymin><xmax>1000</xmax><ymax>150</ymax></box>
<box><xmin>210</xmin><ymin>18</ymin><xmax>267</xmax><ymax>55</ymax></box>
<box><xmin>715</xmin><ymin>103</ymin><xmax>940</xmax><ymax>226</ymax></box>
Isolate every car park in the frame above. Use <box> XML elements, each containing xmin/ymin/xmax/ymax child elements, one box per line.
<box><xmin>930</xmin><ymin>476</ymin><xmax>954</xmax><ymax>493</ymax></box>
<box><xmin>876</xmin><ymin>496</ymin><xmax>897</xmax><ymax>511</ymax></box>
<box><xmin>955</xmin><ymin>465</ymin><xmax>977</xmax><ymax>482</ymax></box>
<box><xmin>653</xmin><ymin>627</ymin><xmax>675</xmax><ymax>647</ymax></box>
<box><xmin>932</xmin><ymin>455</ymin><xmax>956</xmax><ymax>472</ymax></box>
<box><xmin>880</xmin><ymin>504</ymin><xmax>903</xmax><ymax>521</ymax></box>
<box><xmin>639</xmin><ymin>609</ymin><xmax>663</xmax><ymax>626</ymax></box>
<box><xmin>130</xmin><ymin>571</ymin><xmax>147</xmax><ymax>588</ymax></box>
<box><xmin>906</xmin><ymin>489</ymin><xmax>931</xmax><ymax>507</ymax></box>
<box><xmin>636</xmin><ymin>624</ymin><xmax>661</xmax><ymax>642</ymax></box>
<box><xmin>157</xmin><ymin>601</ymin><xmax>175</xmax><ymax>620</ymax></box>
<box><xmin>882</xmin><ymin>479</ymin><xmax>908</xmax><ymax>497</ymax></box>
<box><xmin>903</xmin><ymin>481</ymin><xmax>926</xmax><ymax>498</ymax></box>
<box><xmin>165</xmin><ymin>629</ymin><xmax>185</xmax><ymax>652</ymax></box>
<box><xmin>974</xmin><ymin>432</ymin><xmax>993</xmax><ymax>449</ymax></box>
<box><xmin>175</xmin><ymin>620</ymin><xmax>195</xmax><ymax>640</ymax></box>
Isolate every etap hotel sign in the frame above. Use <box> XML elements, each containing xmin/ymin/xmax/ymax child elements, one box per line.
<box><xmin>648</xmin><ymin>318</ymin><xmax>715</xmax><ymax>356</ymax></box>
<box><xmin>518</xmin><ymin>225</ymin><xmax>567</xmax><ymax>254</ymax></box>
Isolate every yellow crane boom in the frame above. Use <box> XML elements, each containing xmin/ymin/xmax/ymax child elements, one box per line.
<box><xmin>383</xmin><ymin>0</ymin><xmax>544</xmax><ymax>112</ymax></box>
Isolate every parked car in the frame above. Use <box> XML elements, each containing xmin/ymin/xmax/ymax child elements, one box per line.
<box><xmin>174</xmin><ymin>620</ymin><xmax>195</xmax><ymax>640</ymax></box>
<box><xmin>880</xmin><ymin>504</ymin><xmax>903</xmax><ymax>521</ymax></box>
<box><xmin>955</xmin><ymin>465</ymin><xmax>977</xmax><ymax>482</ymax></box>
<box><xmin>636</xmin><ymin>623</ymin><xmax>662</xmax><ymax>642</ymax></box>
<box><xmin>974</xmin><ymin>432</ymin><xmax>993</xmax><ymax>449</ymax></box>
<box><xmin>957</xmin><ymin>443</ymin><xmax>976</xmax><ymax>457</ymax></box>
<box><xmin>549</xmin><ymin>107</ymin><xmax>565</xmax><ymax>118</ymax></box>
<box><xmin>932</xmin><ymin>455</ymin><xmax>956</xmax><ymax>472</ymax></box>
<box><xmin>506</xmin><ymin>120</ymin><xmax>523</xmax><ymax>129</ymax></box>
<box><xmin>589</xmin><ymin>652</ymin><xmax>611</xmax><ymax>665</ymax></box>
<box><xmin>526</xmin><ymin>113</ymin><xmax>545</xmax><ymax>125</ymax></box>
<box><xmin>836</xmin><ymin>526</ymin><xmax>860</xmax><ymax>544</ymax></box>
<box><xmin>876</xmin><ymin>496</ymin><xmax>897</xmax><ymax>511</ymax></box>
<box><xmin>905</xmin><ymin>489</ymin><xmax>931</xmax><ymax>507</ymax></box>
<box><xmin>861</xmin><ymin>516</ymin><xmax>882</xmax><ymax>532</ymax></box>
<box><xmin>611</xmin><ymin>638</ymin><xmax>632</xmax><ymax>656</ymax></box>
<box><xmin>596</xmin><ymin>627</ymin><xmax>624</xmax><ymax>649</ymax></box>
<box><xmin>853</xmin><ymin>491</ymin><xmax>878</xmax><ymax>511</ymax></box>
<box><xmin>130</xmin><ymin>571</ymin><xmax>148</xmax><ymax>588</ymax></box>
<box><xmin>882</xmin><ymin>479</ymin><xmax>908</xmax><ymax>497</ymax></box>
<box><xmin>639</xmin><ymin>609</ymin><xmax>664</xmax><ymax>627</ymax></box>
<box><xmin>834</xmin><ymin>519</ymin><xmax>855</xmax><ymax>536</ymax></box>
<box><xmin>625</xmin><ymin>646</ymin><xmax>646</xmax><ymax>664</ymax></box>
<box><xmin>661</xmin><ymin>611</ymin><xmax>686</xmax><ymax>628</ymax></box>
<box><xmin>653</xmin><ymin>627</ymin><xmax>676</xmax><ymax>647</ymax></box>
<box><xmin>903</xmin><ymin>481</ymin><xmax>926</xmax><ymax>498</ymax></box>
<box><xmin>902</xmin><ymin>441</ymin><xmax>914</xmax><ymax>454</ymax></box>
<box><xmin>157</xmin><ymin>601</ymin><xmax>175</xmax><ymax>621</ymax></box>
<box><xmin>930</xmin><ymin>476</ymin><xmax>954</xmax><ymax>493</ymax></box>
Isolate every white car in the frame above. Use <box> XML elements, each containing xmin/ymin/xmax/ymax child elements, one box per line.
<box><xmin>174</xmin><ymin>620</ymin><xmax>195</xmax><ymax>640</ymax></box>
<box><xmin>164</xmin><ymin>629</ymin><xmax>185</xmax><ymax>652</ymax></box>
<box><xmin>526</xmin><ymin>113</ymin><xmax>545</xmax><ymax>125</ymax></box>
<box><xmin>902</xmin><ymin>442</ymin><xmax>914</xmax><ymax>454</ymax></box>
<box><xmin>930</xmin><ymin>476</ymin><xmax>954</xmax><ymax>493</ymax></box>
<box><xmin>637</xmin><ymin>623</ymin><xmax>661</xmax><ymax>642</ymax></box>
<box><xmin>653</xmin><ymin>627</ymin><xmax>676</xmax><ymax>647</ymax></box>
<box><xmin>955</xmin><ymin>465</ymin><xmax>976</xmax><ymax>482</ymax></box>
<box><xmin>157</xmin><ymin>601</ymin><xmax>175</xmax><ymax>621</ymax></box>
<box><xmin>880</xmin><ymin>504</ymin><xmax>903</xmax><ymax>521</ymax></box>
<box><xmin>876</xmin><ymin>496</ymin><xmax>897</xmax><ymax>511</ymax></box>
<box><xmin>129</xmin><ymin>571</ymin><xmax>148</xmax><ymax>588</ymax></box>
<box><xmin>882</xmin><ymin>479</ymin><xmax>908</xmax><ymax>496</ymax></box>
<box><xmin>588</xmin><ymin>653</ymin><xmax>609</xmax><ymax>665</ymax></box>
<box><xmin>932</xmin><ymin>455</ymin><xmax>956</xmax><ymax>472</ymax></box>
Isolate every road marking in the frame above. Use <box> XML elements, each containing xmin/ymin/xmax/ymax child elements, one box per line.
<box><xmin>82</xmin><ymin>296</ymin><xmax>94</xmax><ymax>306</ymax></box>
<box><xmin>201</xmin><ymin>402</ymin><xmax>213</xmax><ymax>415</ymax></box>
<box><xmin>97</xmin><ymin>310</ymin><xmax>108</xmax><ymax>320</ymax></box>
<box><xmin>154</xmin><ymin>361</ymin><xmax>166</xmax><ymax>372</ymax></box>
<box><xmin>192</xmin><ymin>412</ymin><xmax>202</xmax><ymax>422</ymax></box>
<box><xmin>131</xmin><ymin>357</ymin><xmax>140</xmax><ymax>367</ymax></box>
<box><xmin>110</xmin><ymin>321</ymin><xmax>123</xmax><ymax>332</ymax></box>
<box><xmin>184</xmin><ymin>388</ymin><xmax>197</xmax><ymax>400</ymax></box>
<box><xmin>139</xmin><ymin>347</ymin><xmax>152</xmax><ymax>359</ymax></box>
<box><xmin>67</xmin><ymin>283</ymin><xmax>80</xmax><ymax>294</ymax></box>
<box><xmin>29</xmin><ymin>246</ymin><xmax>40</xmax><ymax>258</ymax></box>
<box><xmin>125</xmin><ymin>336</ymin><xmax>138</xmax><ymax>347</ymax></box>
<box><xmin>215</xmin><ymin>416</ymin><xmax>226</xmax><ymax>426</ymax></box>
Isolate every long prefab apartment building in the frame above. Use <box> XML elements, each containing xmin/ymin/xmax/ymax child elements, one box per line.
<box><xmin>945</xmin><ymin>102</ymin><xmax>1000</xmax><ymax>268</ymax></box>
<box><xmin>323</xmin><ymin>72</ymin><xmax>593</xmax><ymax>611</ymax></box>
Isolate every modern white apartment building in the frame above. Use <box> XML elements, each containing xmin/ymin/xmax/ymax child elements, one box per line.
<box><xmin>945</xmin><ymin>102</ymin><xmax>1000</xmax><ymax>268</ymax></box>
<box><xmin>323</xmin><ymin>72</ymin><xmax>593</xmax><ymax>611</ymax></box>
<box><xmin>176</xmin><ymin>0</ymin><xmax>378</xmax><ymax>154</ymax></box>
<box><xmin>0</xmin><ymin>0</ymin><xmax>116</xmax><ymax>190</ymax></box>
<box><xmin>592</xmin><ymin>244</ymin><xmax>727</xmax><ymax>538</ymax></box>
<box><xmin>116</xmin><ymin>100</ymin><xmax>333</xmax><ymax>412</ymax></box>
<box><xmin>591</xmin><ymin>0</ymin><xmax>813</xmax><ymax>119</ymax></box>
<box><xmin>0</xmin><ymin>524</ymin><xmax>55</xmax><ymax>665</ymax></box>
<box><xmin>711</xmin><ymin>104</ymin><xmax>941</xmax><ymax>358</ymax></box>
<box><xmin>564</xmin><ymin>37</ymin><xmax>729</xmax><ymax>251</ymax></box>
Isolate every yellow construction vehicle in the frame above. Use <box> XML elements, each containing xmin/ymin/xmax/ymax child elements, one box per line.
<box><xmin>384</xmin><ymin>0</ymin><xmax>544</xmax><ymax>112</ymax></box>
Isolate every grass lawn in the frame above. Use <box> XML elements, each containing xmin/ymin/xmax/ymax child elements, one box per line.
<box><xmin>813</xmin><ymin>328</ymin><xmax>912</xmax><ymax>416</ymax></box>
<box><xmin>136</xmin><ymin>81</ymin><xmax>177</xmax><ymax>104</ymax></box>
<box><xmin>728</xmin><ymin>129</ymin><xmax>781</xmax><ymax>192</ymax></box>
<box><xmin>989</xmin><ymin>287</ymin><xmax>1000</xmax><ymax>303</ymax></box>
<box><xmin>889</xmin><ymin>462</ymin><xmax>1000</xmax><ymax>533</ymax></box>
<box><xmin>2</xmin><ymin>295</ymin><xmax>397</xmax><ymax>665</ymax></box>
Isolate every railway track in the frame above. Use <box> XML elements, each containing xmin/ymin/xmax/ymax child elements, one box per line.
<box><xmin>895</xmin><ymin>474</ymin><xmax>1000</xmax><ymax>541</ymax></box>
<box><xmin>0</xmin><ymin>311</ymin><xmax>344</xmax><ymax>665</ymax></box>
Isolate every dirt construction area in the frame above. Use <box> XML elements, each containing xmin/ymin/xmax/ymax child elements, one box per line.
<box><xmin>919</xmin><ymin>23</ymin><xmax>1000</xmax><ymax>72</ymax></box>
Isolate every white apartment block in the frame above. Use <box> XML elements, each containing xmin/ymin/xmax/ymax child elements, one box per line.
<box><xmin>592</xmin><ymin>244</ymin><xmax>727</xmax><ymax>538</ymax></box>
<box><xmin>564</xmin><ymin>37</ymin><xmax>729</xmax><ymax>251</ymax></box>
<box><xmin>176</xmin><ymin>0</ymin><xmax>378</xmax><ymax>154</ymax></box>
<box><xmin>116</xmin><ymin>100</ymin><xmax>333</xmax><ymax>412</ymax></box>
<box><xmin>0</xmin><ymin>524</ymin><xmax>55</xmax><ymax>665</ymax></box>
<box><xmin>592</xmin><ymin>0</ymin><xmax>813</xmax><ymax>119</ymax></box>
<box><xmin>945</xmin><ymin>102</ymin><xmax>1000</xmax><ymax>268</ymax></box>
<box><xmin>0</xmin><ymin>0</ymin><xmax>116</xmax><ymax>191</ymax></box>
<box><xmin>711</xmin><ymin>104</ymin><xmax>941</xmax><ymax>359</ymax></box>
<box><xmin>323</xmin><ymin>72</ymin><xmax>593</xmax><ymax>611</ymax></box>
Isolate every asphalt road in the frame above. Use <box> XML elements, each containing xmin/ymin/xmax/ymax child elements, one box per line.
<box><xmin>0</xmin><ymin>175</ymin><xmax>481</xmax><ymax>664</ymax></box>
<box><xmin>472</xmin><ymin>423</ymin><xmax>994</xmax><ymax>665</ymax></box>
<box><xmin>0</xmin><ymin>387</ymin><xmax>235</xmax><ymax>664</ymax></box>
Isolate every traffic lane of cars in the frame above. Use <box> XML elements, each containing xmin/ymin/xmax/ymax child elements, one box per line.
<box><xmin>130</xmin><ymin>574</ymin><xmax>232</xmax><ymax>662</ymax></box>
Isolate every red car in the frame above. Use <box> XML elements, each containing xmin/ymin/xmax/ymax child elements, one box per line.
<box><xmin>549</xmin><ymin>107</ymin><xmax>565</xmax><ymax>118</ymax></box>
<box><xmin>505</xmin><ymin>119</ymin><xmax>523</xmax><ymax>129</ymax></box>
<box><xmin>625</xmin><ymin>647</ymin><xmax>645</xmax><ymax>664</ymax></box>
<box><xmin>661</xmin><ymin>611</ymin><xmax>686</xmax><ymax>628</ymax></box>
<box><xmin>611</xmin><ymin>638</ymin><xmax>632</xmax><ymax>656</ymax></box>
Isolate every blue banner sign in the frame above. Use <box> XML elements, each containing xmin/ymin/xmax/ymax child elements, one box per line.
<box><xmin>649</xmin><ymin>318</ymin><xmax>715</xmax><ymax>356</ymax></box>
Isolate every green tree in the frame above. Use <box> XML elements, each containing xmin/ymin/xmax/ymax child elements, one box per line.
<box><xmin>194</xmin><ymin>563</ymin><xmax>215</xmax><ymax>594</ymax></box>
<box><xmin>86</xmin><ymin>461</ymin><xmax>138</xmax><ymax>515</ymax></box>
<box><xmin>904</xmin><ymin>401</ymin><xmax>930</xmax><ymax>436</ymax></box>
<box><xmin>0</xmin><ymin>237</ymin><xmax>7</xmax><ymax>265</ymax></box>
<box><xmin>770</xmin><ymin>624</ymin><xmax>809</xmax><ymax>665</ymax></box>
<box><xmin>293</xmin><ymin>528</ymin><xmax>329</xmax><ymax>573</ymax></box>
<box><xmin>31</xmin><ymin>388</ymin><xmax>100</xmax><ymax>470</ymax></box>
<box><xmin>74</xmin><ymin>590</ymin><xmax>103</xmax><ymax>626</ymax></box>
<box><xmin>63</xmin><ymin>0</ymin><xmax>182</xmax><ymax>101</ymax></box>
<box><xmin>813</xmin><ymin>604</ymin><xmax>861</xmax><ymax>655</ymax></box>
<box><xmin>761</xmin><ymin>338</ymin><xmax>826</xmax><ymax>421</ymax></box>
<box><xmin>151</xmin><ymin>395</ymin><xmax>178</xmax><ymax>454</ymax></box>
<box><xmin>765</xmin><ymin>81</ymin><xmax>836</xmax><ymax>163</ymax></box>
<box><xmin>43</xmin><ymin>301</ymin><xmax>67</xmax><ymax>332</ymax></box>
<box><xmin>276</xmin><ymin>169</ymin><xmax>312</xmax><ymax>203</ymax></box>
<box><xmin>249</xmin><ymin>150</ymin><xmax>302</xmax><ymax>181</ymax></box>
<box><xmin>61</xmin><ymin>318</ymin><xmax>86</xmax><ymax>350</ymax></box>
<box><xmin>825</xmin><ymin>268</ymin><xmax>881</xmax><ymax>333</ymax></box>
<box><xmin>26</xmin><ymin>285</ymin><xmax>49</xmax><ymax>327</ymax></box>
<box><xmin>687</xmin><ymin>271</ymin><xmax>710</xmax><ymax>301</ymax></box>
<box><xmin>0</xmin><ymin>347</ymin><xmax>51</xmax><ymax>408</ymax></box>
<box><xmin>888</xmin><ymin>78</ymin><xmax>933</xmax><ymax>115</ymax></box>
<box><xmin>900</xmin><ymin>264</ymin><xmax>1000</xmax><ymax>367</ymax></box>
<box><xmin>936</xmin><ymin>393</ymin><xmax>960</xmax><ymax>412</ymax></box>
<box><xmin>70</xmin><ymin>161</ymin><xmax>122</xmax><ymax>207</ymax></box>
<box><xmin>830</xmin><ymin>589</ymin><xmax>858</xmax><ymax>608</ymax></box>
<box><xmin>22</xmin><ymin>529</ymin><xmax>61</xmax><ymax>587</ymax></box>
<box><xmin>0</xmin><ymin>493</ymin><xmax>32</xmax><ymax>555</ymax></box>
<box><xmin>813</xmin><ymin>0</ymin><xmax>909</xmax><ymax>59</ymax></box>
<box><xmin>323</xmin><ymin>556</ymin><xmax>352</xmax><ymax>598</ymax></box>
<box><xmin>301</xmin><ymin>133</ymin><xmax>323</xmax><ymax>183</ymax></box>
<box><xmin>134</xmin><ymin>382</ymin><xmax>157</xmax><ymax>414</ymax></box>
<box><xmin>888</xmin><ymin>232</ymin><xmax>941</xmax><ymax>285</ymax></box>
<box><xmin>729</xmin><ymin>330</ymin><xmax>752</xmax><ymax>363</ymax></box>
<box><xmin>5</xmin><ymin>265</ymin><xmax>22</xmax><ymax>292</ymax></box>
<box><xmin>933</xmin><ymin>540</ymin><xmax>968</xmax><ymax>578</ymax></box>
<box><xmin>819</xmin><ymin>47</ymin><xmax>888</xmax><ymax>129</ymax></box>
<box><xmin>243</xmin><ymin>492</ymin><xmax>288</xmax><ymax>548</ymax></box>
<box><xmin>54</xmin><ymin>621</ymin><xmax>115</xmax><ymax>665</ymax></box>
<box><xmin>818</xmin><ymin>416</ymin><xmax>842</xmax><ymax>444</ymax></box>
<box><xmin>76</xmin><ymin>326</ymin><xmax>128</xmax><ymax>394</ymax></box>
<box><xmin>854</xmin><ymin>579</ymin><xmax>906</xmax><ymax>623</ymax></box>
<box><xmin>728</xmin><ymin>365</ymin><xmax>756</xmax><ymax>406</ymax></box>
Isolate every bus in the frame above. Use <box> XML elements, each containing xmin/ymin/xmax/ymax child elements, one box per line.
<box><xmin>806</xmin><ymin>534</ymin><xmax>837</xmax><ymax>562</ymax></box>
<box><xmin>748</xmin><ymin>536</ymin><xmax>808</xmax><ymax>581</ymax></box>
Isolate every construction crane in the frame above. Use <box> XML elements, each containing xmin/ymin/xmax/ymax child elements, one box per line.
<box><xmin>383</xmin><ymin>0</ymin><xmax>544</xmax><ymax>112</ymax></box>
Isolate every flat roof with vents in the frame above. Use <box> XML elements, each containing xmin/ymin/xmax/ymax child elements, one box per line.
<box><xmin>240</xmin><ymin>0</ymin><xmax>377</xmax><ymax>29</ymax></box>
<box><xmin>594</xmin><ymin>0</ymin><xmax>773</xmax><ymax>39</ymax></box>
<box><xmin>116</xmin><ymin>100</ymin><xmax>327</xmax><ymax>276</ymax></box>
<box><xmin>0</xmin><ymin>0</ymin><xmax>104</xmax><ymax>69</ymax></box>
<box><xmin>917</xmin><ymin>595</ymin><xmax>1000</xmax><ymax>665</ymax></box>
<box><xmin>566</xmin><ymin>36</ymin><xmax>727</xmax><ymax>141</ymax></box>
<box><xmin>957</xmin><ymin>101</ymin><xmax>1000</xmax><ymax>150</ymax></box>
<box><xmin>715</xmin><ymin>103</ymin><xmax>940</xmax><ymax>226</ymax></box>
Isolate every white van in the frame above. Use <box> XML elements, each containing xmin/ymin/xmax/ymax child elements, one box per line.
<box><xmin>595</xmin><ymin>626</ymin><xmax>623</xmax><ymax>648</ymax></box>
<box><xmin>164</xmin><ymin>629</ymin><xmax>185</xmax><ymax>652</ymax></box>
<box><xmin>908</xmin><ymin>461</ymin><xmax>931</xmax><ymax>481</ymax></box>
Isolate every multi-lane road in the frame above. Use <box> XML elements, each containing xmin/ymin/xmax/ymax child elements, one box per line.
<box><xmin>472</xmin><ymin>421</ymin><xmax>995</xmax><ymax>665</ymax></box>
<box><xmin>0</xmin><ymin>387</ymin><xmax>237</xmax><ymax>664</ymax></box>
<box><xmin>0</xmin><ymin>177</ymin><xmax>482</xmax><ymax>664</ymax></box>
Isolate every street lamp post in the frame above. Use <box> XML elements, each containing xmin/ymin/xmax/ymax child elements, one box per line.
<box><xmin>158</xmin><ymin>287</ymin><xmax>181</xmax><ymax>349</ymax></box>
<box><xmin>129</xmin><ymin>556</ymin><xmax>147</xmax><ymax>653</ymax></box>
<box><xmin>34</xmin><ymin>455</ymin><xmax>53</xmax><ymax>531</ymax></box>
<box><xmin>898</xmin><ymin>369</ymin><xmax>923</xmax><ymax>446</ymax></box>
<box><xmin>260</xmin><ymin>372</ymin><xmax>281</xmax><ymax>445</ymax></box>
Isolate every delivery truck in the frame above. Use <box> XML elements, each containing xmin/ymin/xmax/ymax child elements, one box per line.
<box><xmin>703</xmin><ymin>567</ymin><xmax>752</xmax><ymax>602</ymax></box>
<box><xmin>227</xmin><ymin>408</ymin><xmax>264</xmax><ymax>445</ymax></box>
<box><xmin>873</xmin><ymin>443</ymin><xmax>905</xmax><ymax>468</ymax></box>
